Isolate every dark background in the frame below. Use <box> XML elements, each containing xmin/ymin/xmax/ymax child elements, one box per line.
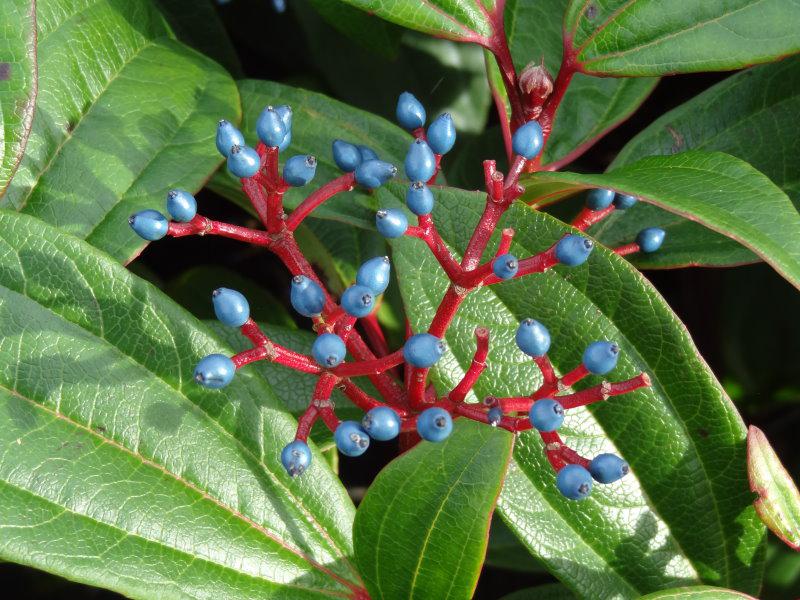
<box><xmin>5</xmin><ymin>0</ymin><xmax>799</xmax><ymax>597</ymax></box>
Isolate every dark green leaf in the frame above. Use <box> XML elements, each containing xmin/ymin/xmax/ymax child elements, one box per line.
<box><xmin>499</xmin><ymin>583</ymin><xmax>577</xmax><ymax>600</ymax></box>
<box><xmin>638</xmin><ymin>586</ymin><xmax>757</xmax><ymax>599</ymax></box>
<box><xmin>155</xmin><ymin>0</ymin><xmax>243</xmax><ymax>76</ymax></box>
<box><xmin>209</xmin><ymin>79</ymin><xmax>410</xmax><ymax>229</ymax></box>
<box><xmin>336</xmin><ymin>0</ymin><xmax>499</xmax><ymax>43</ymax></box>
<box><xmin>0</xmin><ymin>211</ymin><xmax>361</xmax><ymax>598</ymax></box>
<box><xmin>485</xmin><ymin>516</ymin><xmax>546</xmax><ymax>573</ymax></box>
<box><xmin>748</xmin><ymin>425</ymin><xmax>800</xmax><ymax>550</ymax></box>
<box><xmin>306</xmin><ymin>0</ymin><xmax>403</xmax><ymax>59</ymax></box>
<box><xmin>3</xmin><ymin>0</ymin><xmax>240</xmax><ymax>263</ymax></box>
<box><xmin>596</xmin><ymin>58</ymin><xmax>800</xmax><ymax>268</ymax></box>
<box><xmin>0</xmin><ymin>0</ymin><xmax>36</xmax><ymax>195</ymax></box>
<box><xmin>564</xmin><ymin>0</ymin><xmax>800</xmax><ymax>76</ymax></box>
<box><xmin>524</xmin><ymin>152</ymin><xmax>800</xmax><ymax>289</ymax></box>
<box><xmin>353</xmin><ymin>419</ymin><xmax>513</xmax><ymax>600</ymax></box>
<box><xmin>506</xmin><ymin>0</ymin><xmax>657</xmax><ymax>167</ymax></box>
<box><xmin>385</xmin><ymin>182</ymin><xmax>765</xmax><ymax>596</ymax></box>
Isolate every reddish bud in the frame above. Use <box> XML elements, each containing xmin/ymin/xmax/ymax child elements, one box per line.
<box><xmin>518</xmin><ymin>61</ymin><xmax>554</xmax><ymax>117</ymax></box>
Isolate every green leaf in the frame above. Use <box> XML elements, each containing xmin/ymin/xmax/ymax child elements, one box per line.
<box><xmin>335</xmin><ymin>0</ymin><xmax>499</xmax><ymax>43</ymax></box>
<box><xmin>485</xmin><ymin>515</ymin><xmax>546</xmax><ymax>573</ymax></box>
<box><xmin>638</xmin><ymin>586</ymin><xmax>757</xmax><ymax>599</ymax></box>
<box><xmin>306</xmin><ymin>0</ymin><xmax>403</xmax><ymax>59</ymax></box>
<box><xmin>155</xmin><ymin>0</ymin><xmax>243</xmax><ymax>76</ymax></box>
<box><xmin>505</xmin><ymin>0</ymin><xmax>657</xmax><ymax>167</ymax></box>
<box><xmin>596</xmin><ymin>57</ymin><xmax>800</xmax><ymax>269</ymax></box>
<box><xmin>353</xmin><ymin>419</ymin><xmax>513</xmax><ymax>600</ymax></box>
<box><xmin>3</xmin><ymin>0</ymin><xmax>240</xmax><ymax>263</ymax></box>
<box><xmin>499</xmin><ymin>584</ymin><xmax>577</xmax><ymax>600</ymax></box>
<box><xmin>524</xmin><ymin>151</ymin><xmax>800</xmax><ymax>290</ymax></box>
<box><xmin>209</xmin><ymin>79</ymin><xmax>410</xmax><ymax>229</ymax></box>
<box><xmin>748</xmin><ymin>425</ymin><xmax>800</xmax><ymax>550</ymax></box>
<box><xmin>0</xmin><ymin>0</ymin><xmax>36</xmax><ymax>195</ymax></box>
<box><xmin>386</xmin><ymin>182</ymin><xmax>765</xmax><ymax>596</ymax></box>
<box><xmin>564</xmin><ymin>0</ymin><xmax>800</xmax><ymax>76</ymax></box>
<box><xmin>0</xmin><ymin>210</ymin><xmax>362</xmax><ymax>598</ymax></box>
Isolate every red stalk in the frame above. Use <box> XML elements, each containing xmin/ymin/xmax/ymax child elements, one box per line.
<box><xmin>285</xmin><ymin>172</ymin><xmax>356</xmax><ymax>231</ymax></box>
<box><xmin>448</xmin><ymin>327</ymin><xmax>490</xmax><ymax>403</ymax></box>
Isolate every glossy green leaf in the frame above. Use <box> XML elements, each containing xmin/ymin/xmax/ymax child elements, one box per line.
<box><xmin>639</xmin><ymin>586</ymin><xmax>757</xmax><ymax>599</ymax></box>
<box><xmin>499</xmin><ymin>584</ymin><xmax>576</xmax><ymax>600</ymax></box>
<box><xmin>353</xmin><ymin>419</ymin><xmax>513</xmax><ymax>600</ymax></box>
<box><xmin>748</xmin><ymin>425</ymin><xmax>800</xmax><ymax>550</ymax></box>
<box><xmin>336</xmin><ymin>0</ymin><xmax>499</xmax><ymax>44</ymax></box>
<box><xmin>306</xmin><ymin>0</ymin><xmax>403</xmax><ymax>59</ymax></box>
<box><xmin>505</xmin><ymin>0</ymin><xmax>657</xmax><ymax>167</ymax></box>
<box><xmin>564</xmin><ymin>0</ymin><xmax>800</xmax><ymax>76</ymax></box>
<box><xmin>209</xmin><ymin>79</ymin><xmax>409</xmax><ymax>229</ymax></box>
<box><xmin>0</xmin><ymin>211</ymin><xmax>362</xmax><ymax>598</ymax></box>
<box><xmin>155</xmin><ymin>0</ymin><xmax>243</xmax><ymax>76</ymax></box>
<box><xmin>0</xmin><ymin>0</ymin><xmax>36</xmax><ymax>195</ymax></box>
<box><xmin>3</xmin><ymin>0</ymin><xmax>240</xmax><ymax>263</ymax></box>
<box><xmin>524</xmin><ymin>152</ymin><xmax>800</xmax><ymax>289</ymax></box>
<box><xmin>385</xmin><ymin>182</ymin><xmax>765</xmax><ymax>596</ymax></box>
<box><xmin>596</xmin><ymin>57</ymin><xmax>800</xmax><ymax>269</ymax></box>
<box><xmin>485</xmin><ymin>515</ymin><xmax>546</xmax><ymax>573</ymax></box>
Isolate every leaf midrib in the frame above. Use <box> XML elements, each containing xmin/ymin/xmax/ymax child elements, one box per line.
<box><xmin>0</xmin><ymin>233</ymin><xmax>358</xmax><ymax>583</ymax></box>
<box><xmin>0</xmin><ymin>383</ymin><xmax>352</xmax><ymax>599</ymax></box>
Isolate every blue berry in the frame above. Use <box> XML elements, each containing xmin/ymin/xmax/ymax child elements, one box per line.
<box><xmin>403</xmin><ymin>333</ymin><xmax>445</xmax><ymax>368</ymax></box>
<box><xmin>636</xmin><ymin>227</ymin><xmax>666</xmax><ymax>253</ymax></box>
<box><xmin>355</xmin><ymin>160</ymin><xmax>397</xmax><ymax>189</ymax></box>
<box><xmin>335</xmin><ymin>421</ymin><xmax>370</xmax><ymax>457</ymax></box>
<box><xmin>227</xmin><ymin>145</ymin><xmax>261</xmax><ymax>178</ymax></box>
<box><xmin>275</xmin><ymin>104</ymin><xmax>292</xmax><ymax>130</ymax></box>
<box><xmin>427</xmin><ymin>113</ymin><xmax>456</xmax><ymax>155</ymax></box>
<box><xmin>212</xmin><ymin>288</ymin><xmax>250</xmax><ymax>327</ymax></box>
<box><xmin>404</xmin><ymin>139</ymin><xmax>436</xmax><ymax>182</ymax></box>
<box><xmin>271</xmin><ymin>0</ymin><xmax>287</xmax><ymax>13</ymax></box>
<box><xmin>283</xmin><ymin>155</ymin><xmax>317</xmax><ymax>187</ymax></box>
<box><xmin>512</xmin><ymin>120</ymin><xmax>544</xmax><ymax>160</ymax></box>
<box><xmin>487</xmin><ymin>407</ymin><xmax>503</xmax><ymax>426</ymax></box>
<box><xmin>613</xmin><ymin>193</ymin><xmax>637</xmax><ymax>210</ymax></box>
<box><xmin>515</xmin><ymin>318</ymin><xmax>551</xmax><ymax>357</ymax></box>
<box><xmin>528</xmin><ymin>398</ymin><xmax>564</xmax><ymax>432</ymax></box>
<box><xmin>362</xmin><ymin>406</ymin><xmax>400</xmax><ymax>441</ymax></box>
<box><xmin>290</xmin><ymin>275</ymin><xmax>325</xmax><ymax>317</ymax></box>
<box><xmin>129</xmin><ymin>209</ymin><xmax>168</xmax><ymax>241</ymax></box>
<box><xmin>556</xmin><ymin>464</ymin><xmax>593</xmax><ymax>500</ymax></box>
<box><xmin>341</xmin><ymin>284</ymin><xmax>375</xmax><ymax>318</ymax></box>
<box><xmin>281</xmin><ymin>440</ymin><xmax>311</xmax><ymax>477</ymax></box>
<box><xmin>396</xmin><ymin>92</ymin><xmax>426</xmax><ymax>130</ymax></box>
<box><xmin>358</xmin><ymin>145</ymin><xmax>379</xmax><ymax>162</ymax></box>
<box><xmin>582</xmin><ymin>341</ymin><xmax>620</xmax><ymax>375</ymax></box>
<box><xmin>332</xmin><ymin>139</ymin><xmax>361</xmax><ymax>172</ymax></box>
<box><xmin>589</xmin><ymin>453</ymin><xmax>629</xmax><ymax>484</ymax></box>
<box><xmin>194</xmin><ymin>354</ymin><xmax>235</xmax><ymax>389</ymax></box>
<box><xmin>256</xmin><ymin>106</ymin><xmax>287</xmax><ymax>147</ymax></box>
<box><xmin>356</xmin><ymin>256</ymin><xmax>391</xmax><ymax>295</ymax></box>
<box><xmin>216</xmin><ymin>119</ymin><xmax>245</xmax><ymax>157</ymax></box>
<box><xmin>278</xmin><ymin>130</ymin><xmax>292</xmax><ymax>152</ymax></box>
<box><xmin>406</xmin><ymin>181</ymin><xmax>434</xmax><ymax>216</ymax></box>
<box><xmin>556</xmin><ymin>234</ymin><xmax>594</xmax><ymax>266</ymax></box>
<box><xmin>417</xmin><ymin>407</ymin><xmax>452</xmax><ymax>442</ymax></box>
<box><xmin>166</xmin><ymin>189</ymin><xmax>197</xmax><ymax>222</ymax></box>
<box><xmin>375</xmin><ymin>209</ymin><xmax>408</xmax><ymax>238</ymax></box>
<box><xmin>492</xmin><ymin>253</ymin><xmax>519</xmax><ymax>280</ymax></box>
<box><xmin>586</xmin><ymin>188</ymin><xmax>615</xmax><ymax>211</ymax></box>
<box><xmin>312</xmin><ymin>333</ymin><xmax>346</xmax><ymax>368</ymax></box>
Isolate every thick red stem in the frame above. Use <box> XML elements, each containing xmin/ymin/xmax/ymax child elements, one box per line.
<box><xmin>333</xmin><ymin>350</ymin><xmax>405</xmax><ymax>377</ymax></box>
<box><xmin>615</xmin><ymin>243</ymin><xmax>640</xmax><ymax>257</ymax></box>
<box><xmin>285</xmin><ymin>172</ymin><xmax>356</xmax><ymax>231</ymax></box>
<box><xmin>572</xmin><ymin>205</ymin><xmax>616</xmax><ymax>231</ymax></box>
<box><xmin>407</xmin><ymin>215</ymin><xmax>462</xmax><ymax>279</ymax></box>
<box><xmin>168</xmin><ymin>216</ymin><xmax>271</xmax><ymax>245</ymax></box>
<box><xmin>448</xmin><ymin>327</ymin><xmax>490</xmax><ymax>403</ymax></box>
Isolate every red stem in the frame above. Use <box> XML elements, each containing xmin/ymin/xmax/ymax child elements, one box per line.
<box><xmin>448</xmin><ymin>327</ymin><xmax>490</xmax><ymax>403</ymax></box>
<box><xmin>295</xmin><ymin>406</ymin><xmax>319</xmax><ymax>442</ymax></box>
<box><xmin>407</xmin><ymin>215</ymin><xmax>463</xmax><ymax>279</ymax></box>
<box><xmin>615</xmin><ymin>243</ymin><xmax>640</xmax><ymax>257</ymax></box>
<box><xmin>168</xmin><ymin>216</ymin><xmax>272</xmax><ymax>245</ymax></box>
<box><xmin>285</xmin><ymin>172</ymin><xmax>356</xmax><ymax>231</ymax></box>
<box><xmin>333</xmin><ymin>350</ymin><xmax>405</xmax><ymax>377</ymax></box>
<box><xmin>572</xmin><ymin>205</ymin><xmax>616</xmax><ymax>231</ymax></box>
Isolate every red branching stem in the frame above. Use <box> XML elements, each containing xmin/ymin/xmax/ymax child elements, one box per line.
<box><xmin>572</xmin><ymin>205</ymin><xmax>616</xmax><ymax>231</ymax></box>
<box><xmin>340</xmin><ymin>379</ymin><xmax>409</xmax><ymax>417</ymax></box>
<box><xmin>429</xmin><ymin>286</ymin><xmax>467</xmax><ymax>337</ymax></box>
<box><xmin>266</xmin><ymin>190</ymin><xmax>285</xmax><ymax>234</ymax></box>
<box><xmin>496</xmin><ymin>228</ymin><xmax>515</xmax><ymax>256</ymax></box>
<box><xmin>408</xmin><ymin>367</ymin><xmax>430</xmax><ymax>410</ymax></box>
<box><xmin>505</xmin><ymin>155</ymin><xmax>528</xmax><ymax>192</ymax></box>
<box><xmin>344</xmin><ymin>334</ymin><xmax>407</xmax><ymax>405</ymax></box>
<box><xmin>168</xmin><ymin>216</ymin><xmax>272</xmax><ymax>245</ymax></box>
<box><xmin>318</xmin><ymin>406</ymin><xmax>341</xmax><ymax>433</ymax></box>
<box><xmin>334</xmin><ymin>315</ymin><xmax>358</xmax><ymax>340</ymax></box>
<box><xmin>559</xmin><ymin>444</ymin><xmax>590</xmax><ymax>468</ymax></box>
<box><xmin>534</xmin><ymin>355</ymin><xmax>558</xmax><ymax>387</ymax></box>
<box><xmin>462</xmin><ymin>198</ymin><xmax>508</xmax><ymax>270</ymax></box>
<box><xmin>242</xmin><ymin>178</ymin><xmax>272</xmax><ymax>228</ymax></box>
<box><xmin>615</xmin><ymin>242</ymin><xmax>640</xmax><ymax>257</ymax></box>
<box><xmin>359</xmin><ymin>313</ymin><xmax>390</xmax><ymax>357</ymax></box>
<box><xmin>333</xmin><ymin>350</ymin><xmax>405</xmax><ymax>377</ymax></box>
<box><xmin>285</xmin><ymin>172</ymin><xmax>356</xmax><ymax>231</ymax></box>
<box><xmin>449</xmin><ymin>327</ymin><xmax>490</xmax><ymax>403</ymax></box>
<box><xmin>609</xmin><ymin>372</ymin><xmax>651</xmax><ymax>395</ymax></box>
<box><xmin>407</xmin><ymin>215</ymin><xmax>462</xmax><ymax>279</ymax></box>
<box><xmin>540</xmin><ymin>431</ymin><xmax>567</xmax><ymax>470</ymax></box>
<box><xmin>239</xmin><ymin>319</ymin><xmax>322</xmax><ymax>374</ymax></box>
<box><xmin>560</xmin><ymin>364</ymin><xmax>590</xmax><ymax>389</ymax></box>
<box><xmin>295</xmin><ymin>406</ymin><xmax>319</xmax><ymax>442</ymax></box>
<box><xmin>487</xmin><ymin>26</ymin><xmax>525</xmax><ymax>130</ymax></box>
<box><xmin>557</xmin><ymin>382</ymin><xmax>610</xmax><ymax>409</ymax></box>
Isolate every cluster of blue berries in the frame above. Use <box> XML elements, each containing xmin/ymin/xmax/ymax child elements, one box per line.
<box><xmin>127</xmin><ymin>90</ymin><xmax>653</xmax><ymax>502</ymax></box>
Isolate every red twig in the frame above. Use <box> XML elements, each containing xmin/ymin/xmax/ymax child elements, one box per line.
<box><xmin>168</xmin><ymin>216</ymin><xmax>272</xmax><ymax>245</ymax></box>
<box><xmin>572</xmin><ymin>205</ymin><xmax>616</xmax><ymax>231</ymax></box>
<box><xmin>449</xmin><ymin>327</ymin><xmax>490</xmax><ymax>403</ymax></box>
<box><xmin>615</xmin><ymin>243</ymin><xmax>640</xmax><ymax>257</ymax></box>
<box><xmin>286</xmin><ymin>172</ymin><xmax>356</xmax><ymax>231</ymax></box>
